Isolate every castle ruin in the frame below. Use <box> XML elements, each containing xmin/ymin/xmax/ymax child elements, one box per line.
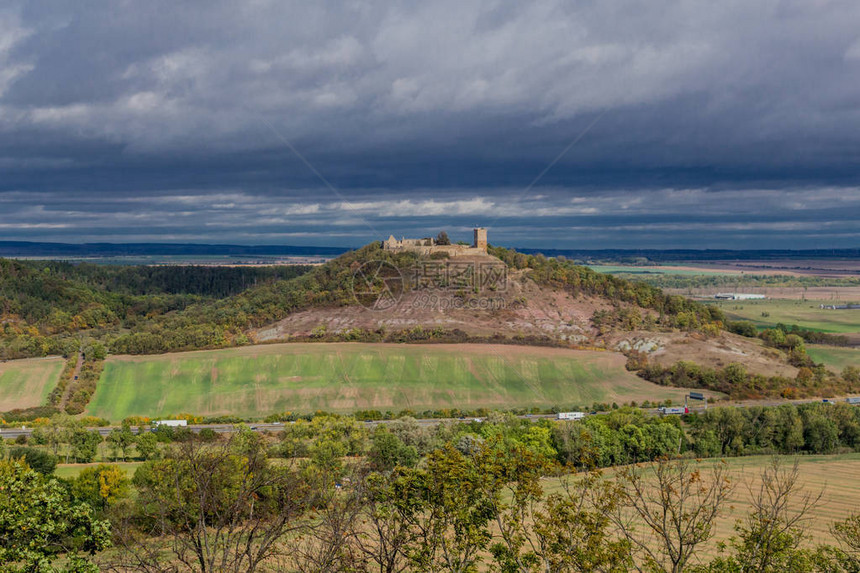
<box><xmin>383</xmin><ymin>228</ymin><xmax>488</xmax><ymax>257</ymax></box>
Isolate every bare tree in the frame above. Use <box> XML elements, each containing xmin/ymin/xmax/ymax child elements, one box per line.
<box><xmin>710</xmin><ymin>457</ymin><xmax>823</xmax><ymax>572</ymax></box>
<box><xmin>529</xmin><ymin>472</ymin><xmax>632</xmax><ymax>572</ymax></box>
<box><xmin>608</xmin><ymin>458</ymin><xmax>734</xmax><ymax>573</ymax></box>
<box><xmin>289</xmin><ymin>467</ymin><xmax>368</xmax><ymax>573</ymax></box>
<box><xmin>108</xmin><ymin>430</ymin><xmax>314</xmax><ymax>573</ymax></box>
<box><xmin>830</xmin><ymin>512</ymin><xmax>860</xmax><ymax>570</ymax></box>
<box><xmin>354</xmin><ymin>470</ymin><xmax>422</xmax><ymax>573</ymax></box>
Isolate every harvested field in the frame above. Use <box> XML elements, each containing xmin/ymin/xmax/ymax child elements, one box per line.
<box><xmin>587</xmin><ymin>264</ymin><xmax>738</xmax><ymax>276</ymax></box>
<box><xmin>0</xmin><ymin>356</ymin><xmax>64</xmax><ymax>411</ymax></box>
<box><xmin>544</xmin><ymin>453</ymin><xmax>860</xmax><ymax>563</ymax></box>
<box><xmin>694</xmin><ymin>259</ymin><xmax>860</xmax><ymax>277</ymax></box>
<box><xmin>86</xmin><ymin>343</ymin><xmax>713</xmax><ymax>421</ymax></box>
<box><xmin>54</xmin><ymin>462</ymin><xmax>142</xmax><ymax>480</ymax></box>
<box><xmin>686</xmin><ymin>454</ymin><xmax>860</xmax><ymax>554</ymax></box>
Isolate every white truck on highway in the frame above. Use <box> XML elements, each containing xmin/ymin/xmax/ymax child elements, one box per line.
<box><xmin>847</xmin><ymin>397</ymin><xmax>860</xmax><ymax>405</ymax></box>
<box><xmin>153</xmin><ymin>419</ymin><xmax>188</xmax><ymax>427</ymax></box>
<box><xmin>556</xmin><ymin>412</ymin><xmax>585</xmax><ymax>421</ymax></box>
<box><xmin>658</xmin><ymin>406</ymin><xmax>689</xmax><ymax>415</ymax></box>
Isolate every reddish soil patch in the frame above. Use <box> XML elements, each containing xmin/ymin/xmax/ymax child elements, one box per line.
<box><xmin>252</xmin><ymin>269</ymin><xmax>610</xmax><ymax>344</ymax></box>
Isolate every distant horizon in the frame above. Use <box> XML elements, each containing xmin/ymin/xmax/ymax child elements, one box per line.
<box><xmin>2</xmin><ymin>239</ymin><xmax>858</xmax><ymax>261</ymax></box>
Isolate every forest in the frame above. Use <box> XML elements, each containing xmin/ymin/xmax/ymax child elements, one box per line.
<box><xmin>0</xmin><ymin>258</ymin><xmax>313</xmax><ymax>359</ymax></box>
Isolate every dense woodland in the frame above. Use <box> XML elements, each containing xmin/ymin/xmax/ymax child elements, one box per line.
<box><xmin>0</xmin><ymin>258</ymin><xmax>311</xmax><ymax>359</ymax></box>
<box><xmin>7</xmin><ymin>404</ymin><xmax>860</xmax><ymax>571</ymax></box>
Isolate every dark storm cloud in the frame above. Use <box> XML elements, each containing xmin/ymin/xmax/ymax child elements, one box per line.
<box><xmin>1</xmin><ymin>0</ymin><xmax>859</xmax><ymax>248</ymax></box>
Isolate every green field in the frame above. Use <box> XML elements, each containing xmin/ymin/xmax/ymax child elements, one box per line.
<box><xmin>86</xmin><ymin>343</ymin><xmax>708</xmax><ymax>421</ymax></box>
<box><xmin>717</xmin><ymin>298</ymin><xmax>860</xmax><ymax>333</ymax></box>
<box><xmin>808</xmin><ymin>345</ymin><xmax>860</xmax><ymax>372</ymax></box>
<box><xmin>0</xmin><ymin>357</ymin><xmax>64</xmax><ymax>411</ymax></box>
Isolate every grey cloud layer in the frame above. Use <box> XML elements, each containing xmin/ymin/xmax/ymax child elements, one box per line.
<box><xmin>1</xmin><ymin>188</ymin><xmax>857</xmax><ymax>249</ymax></box>
<box><xmin>1</xmin><ymin>1</ymin><xmax>860</xmax><ymax>247</ymax></box>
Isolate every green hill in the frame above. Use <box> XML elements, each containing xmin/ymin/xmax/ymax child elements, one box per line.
<box><xmin>2</xmin><ymin>243</ymin><xmax>724</xmax><ymax>360</ymax></box>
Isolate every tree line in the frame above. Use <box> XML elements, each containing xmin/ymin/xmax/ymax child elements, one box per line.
<box><xmin>8</xmin><ymin>409</ymin><xmax>860</xmax><ymax>571</ymax></box>
<box><xmin>727</xmin><ymin>319</ymin><xmax>851</xmax><ymax>347</ymax></box>
<box><xmin>9</xmin><ymin>400</ymin><xmax>860</xmax><ymax>481</ymax></box>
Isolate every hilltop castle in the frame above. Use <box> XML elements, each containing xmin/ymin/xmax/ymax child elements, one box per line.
<box><xmin>383</xmin><ymin>228</ymin><xmax>488</xmax><ymax>257</ymax></box>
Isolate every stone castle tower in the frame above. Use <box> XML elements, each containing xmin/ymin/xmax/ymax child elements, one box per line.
<box><xmin>473</xmin><ymin>228</ymin><xmax>487</xmax><ymax>250</ymax></box>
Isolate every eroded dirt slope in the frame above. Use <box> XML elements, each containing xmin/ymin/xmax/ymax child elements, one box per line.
<box><xmin>253</xmin><ymin>267</ymin><xmax>612</xmax><ymax>343</ymax></box>
<box><xmin>252</xmin><ymin>254</ymin><xmax>797</xmax><ymax>378</ymax></box>
<box><xmin>607</xmin><ymin>330</ymin><xmax>798</xmax><ymax>377</ymax></box>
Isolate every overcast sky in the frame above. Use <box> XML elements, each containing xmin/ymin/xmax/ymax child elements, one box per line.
<box><xmin>1</xmin><ymin>0</ymin><xmax>859</xmax><ymax>249</ymax></box>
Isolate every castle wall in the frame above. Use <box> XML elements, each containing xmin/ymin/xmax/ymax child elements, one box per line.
<box><xmin>384</xmin><ymin>229</ymin><xmax>488</xmax><ymax>257</ymax></box>
<box><xmin>428</xmin><ymin>245</ymin><xmax>486</xmax><ymax>256</ymax></box>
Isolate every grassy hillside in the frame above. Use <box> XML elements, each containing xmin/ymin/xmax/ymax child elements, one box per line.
<box><xmin>0</xmin><ymin>357</ymin><xmax>65</xmax><ymax>411</ymax></box>
<box><xmin>86</xmin><ymin>343</ymin><xmax>706</xmax><ymax>420</ymax></box>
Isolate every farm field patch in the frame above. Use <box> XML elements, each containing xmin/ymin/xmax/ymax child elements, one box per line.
<box><xmin>87</xmin><ymin>343</ymin><xmax>708</xmax><ymax>421</ymax></box>
<box><xmin>808</xmin><ymin>345</ymin><xmax>860</xmax><ymax>373</ymax></box>
<box><xmin>544</xmin><ymin>453</ymin><xmax>860</xmax><ymax>561</ymax></box>
<box><xmin>0</xmin><ymin>356</ymin><xmax>64</xmax><ymax>411</ymax></box>
<box><xmin>676</xmin><ymin>454</ymin><xmax>860</xmax><ymax>557</ymax></box>
<box><xmin>716</xmin><ymin>298</ymin><xmax>860</xmax><ymax>334</ymax></box>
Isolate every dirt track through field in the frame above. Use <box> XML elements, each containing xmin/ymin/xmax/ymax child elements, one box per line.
<box><xmin>58</xmin><ymin>351</ymin><xmax>83</xmax><ymax>411</ymax></box>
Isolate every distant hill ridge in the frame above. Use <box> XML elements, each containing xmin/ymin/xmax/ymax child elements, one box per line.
<box><xmin>0</xmin><ymin>241</ymin><xmax>350</xmax><ymax>257</ymax></box>
<box><xmin>0</xmin><ymin>240</ymin><xmax>856</xmax><ymax>261</ymax></box>
<box><xmin>517</xmin><ymin>247</ymin><xmax>860</xmax><ymax>261</ymax></box>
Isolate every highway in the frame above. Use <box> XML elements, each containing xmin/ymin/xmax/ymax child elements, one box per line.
<box><xmin>0</xmin><ymin>396</ymin><xmax>849</xmax><ymax>440</ymax></box>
